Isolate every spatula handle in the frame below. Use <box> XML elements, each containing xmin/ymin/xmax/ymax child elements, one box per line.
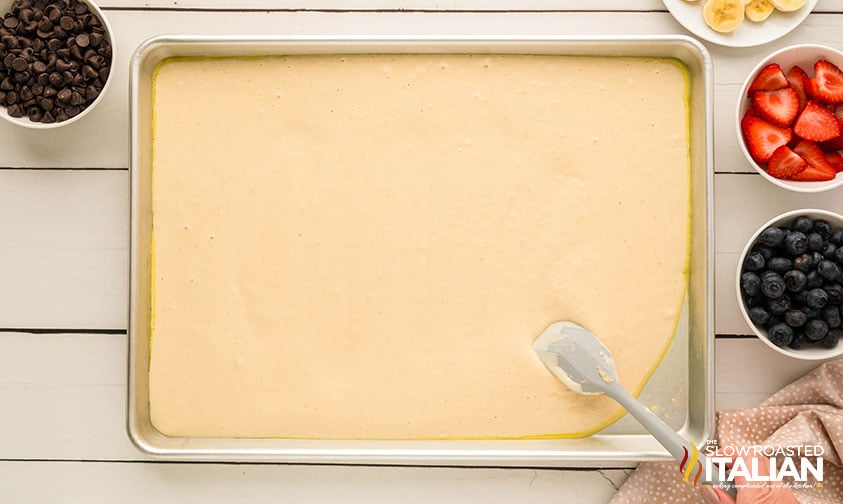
<box><xmin>606</xmin><ymin>383</ymin><xmax>736</xmax><ymax>497</ymax></box>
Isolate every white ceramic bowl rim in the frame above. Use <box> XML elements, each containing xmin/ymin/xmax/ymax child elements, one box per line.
<box><xmin>0</xmin><ymin>0</ymin><xmax>114</xmax><ymax>129</ymax></box>
<box><xmin>736</xmin><ymin>208</ymin><xmax>843</xmax><ymax>360</ymax></box>
<box><xmin>736</xmin><ymin>44</ymin><xmax>843</xmax><ymax>193</ymax></box>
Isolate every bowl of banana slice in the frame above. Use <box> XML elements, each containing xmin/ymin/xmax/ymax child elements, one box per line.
<box><xmin>662</xmin><ymin>0</ymin><xmax>817</xmax><ymax>48</ymax></box>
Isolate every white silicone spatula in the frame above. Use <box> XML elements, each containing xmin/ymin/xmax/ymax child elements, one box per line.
<box><xmin>533</xmin><ymin>321</ymin><xmax>735</xmax><ymax>497</ymax></box>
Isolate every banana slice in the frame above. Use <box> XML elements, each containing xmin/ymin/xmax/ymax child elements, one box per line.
<box><xmin>745</xmin><ymin>0</ymin><xmax>774</xmax><ymax>22</ymax></box>
<box><xmin>703</xmin><ymin>0</ymin><xmax>745</xmax><ymax>33</ymax></box>
<box><xmin>771</xmin><ymin>0</ymin><xmax>807</xmax><ymax>12</ymax></box>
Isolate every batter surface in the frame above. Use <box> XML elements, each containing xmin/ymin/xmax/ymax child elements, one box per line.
<box><xmin>149</xmin><ymin>54</ymin><xmax>690</xmax><ymax>439</ymax></box>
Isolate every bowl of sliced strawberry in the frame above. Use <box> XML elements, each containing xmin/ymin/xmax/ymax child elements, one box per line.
<box><xmin>738</xmin><ymin>44</ymin><xmax>843</xmax><ymax>192</ymax></box>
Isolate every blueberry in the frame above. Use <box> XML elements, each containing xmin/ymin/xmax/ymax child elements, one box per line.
<box><xmin>818</xmin><ymin>260</ymin><xmax>841</xmax><ymax>281</ymax></box>
<box><xmin>831</xmin><ymin>230</ymin><xmax>843</xmax><ymax>246</ymax></box>
<box><xmin>793</xmin><ymin>254</ymin><xmax>813</xmax><ymax>272</ymax></box>
<box><xmin>792</xmin><ymin>216</ymin><xmax>814</xmax><ymax>234</ymax></box>
<box><xmin>801</xmin><ymin>306</ymin><xmax>822</xmax><ymax>320</ymax></box>
<box><xmin>836</xmin><ymin>247</ymin><xmax>843</xmax><ymax>264</ymax></box>
<box><xmin>740</xmin><ymin>272</ymin><xmax>761</xmax><ymax>297</ymax></box>
<box><xmin>807</xmin><ymin>232</ymin><xmax>825</xmax><ymax>252</ymax></box>
<box><xmin>806</xmin><ymin>288</ymin><xmax>829</xmax><ymax>309</ymax></box>
<box><xmin>814</xmin><ymin>219</ymin><xmax>832</xmax><ymax>240</ymax></box>
<box><xmin>784</xmin><ymin>309</ymin><xmax>808</xmax><ymax>327</ymax></box>
<box><xmin>748</xmin><ymin>306</ymin><xmax>773</xmax><ymax>327</ymax></box>
<box><xmin>807</xmin><ymin>271</ymin><xmax>825</xmax><ymax>289</ymax></box>
<box><xmin>767</xmin><ymin>257</ymin><xmax>792</xmax><ymax>273</ymax></box>
<box><xmin>826</xmin><ymin>284</ymin><xmax>843</xmax><ymax>305</ymax></box>
<box><xmin>754</xmin><ymin>244</ymin><xmax>775</xmax><ymax>261</ymax></box>
<box><xmin>746</xmin><ymin>293</ymin><xmax>766</xmax><ymax>308</ymax></box>
<box><xmin>805</xmin><ymin>319</ymin><xmax>829</xmax><ymax>341</ymax></box>
<box><xmin>759</xmin><ymin>226</ymin><xmax>786</xmax><ymax>247</ymax></box>
<box><xmin>768</xmin><ymin>295</ymin><xmax>791</xmax><ymax>315</ymax></box>
<box><xmin>813</xmin><ymin>251</ymin><xmax>826</xmax><ymax>266</ymax></box>
<box><xmin>823</xmin><ymin>243</ymin><xmax>838</xmax><ymax>259</ymax></box>
<box><xmin>822</xmin><ymin>328</ymin><xmax>840</xmax><ymax>348</ymax></box>
<box><xmin>783</xmin><ymin>270</ymin><xmax>807</xmax><ymax>292</ymax></box>
<box><xmin>761</xmin><ymin>271</ymin><xmax>786</xmax><ymax>299</ymax></box>
<box><xmin>767</xmin><ymin>323</ymin><xmax>794</xmax><ymax>347</ymax></box>
<box><xmin>789</xmin><ymin>333</ymin><xmax>807</xmax><ymax>349</ymax></box>
<box><xmin>784</xmin><ymin>231</ymin><xmax>808</xmax><ymax>256</ymax></box>
<box><xmin>743</xmin><ymin>251</ymin><xmax>766</xmax><ymax>271</ymax></box>
<box><xmin>824</xmin><ymin>306</ymin><xmax>841</xmax><ymax>328</ymax></box>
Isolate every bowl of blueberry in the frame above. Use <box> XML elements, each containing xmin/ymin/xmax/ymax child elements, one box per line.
<box><xmin>737</xmin><ymin>209</ymin><xmax>843</xmax><ymax>360</ymax></box>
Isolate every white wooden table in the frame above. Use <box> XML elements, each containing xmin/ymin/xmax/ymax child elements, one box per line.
<box><xmin>2</xmin><ymin>1</ymin><xmax>842</xmax><ymax>501</ymax></box>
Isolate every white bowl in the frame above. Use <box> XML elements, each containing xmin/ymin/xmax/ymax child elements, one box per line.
<box><xmin>736</xmin><ymin>44</ymin><xmax>843</xmax><ymax>193</ymax></box>
<box><xmin>737</xmin><ymin>209</ymin><xmax>843</xmax><ymax>360</ymax></box>
<box><xmin>0</xmin><ymin>0</ymin><xmax>114</xmax><ymax>128</ymax></box>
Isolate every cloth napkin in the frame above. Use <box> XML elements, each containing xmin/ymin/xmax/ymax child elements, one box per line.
<box><xmin>609</xmin><ymin>359</ymin><xmax>843</xmax><ymax>503</ymax></box>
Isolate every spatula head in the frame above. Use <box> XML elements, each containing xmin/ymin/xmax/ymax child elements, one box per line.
<box><xmin>532</xmin><ymin>321</ymin><xmax>619</xmax><ymax>395</ymax></box>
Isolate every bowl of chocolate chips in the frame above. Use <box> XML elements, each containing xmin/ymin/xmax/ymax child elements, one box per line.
<box><xmin>0</xmin><ymin>0</ymin><xmax>113</xmax><ymax>127</ymax></box>
<box><xmin>737</xmin><ymin>209</ymin><xmax>843</xmax><ymax>360</ymax></box>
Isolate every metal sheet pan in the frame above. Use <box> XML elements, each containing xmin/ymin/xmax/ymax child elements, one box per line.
<box><xmin>129</xmin><ymin>35</ymin><xmax>713</xmax><ymax>465</ymax></box>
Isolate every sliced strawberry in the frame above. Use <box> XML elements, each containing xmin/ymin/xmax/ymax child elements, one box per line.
<box><xmin>813</xmin><ymin>60</ymin><xmax>843</xmax><ymax>104</ymax></box>
<box><xmin>820</xmin><ymin>119</ymin><xmax>843</xmax><ymax>151</ymax></box>
<box><xmin>793</xmin><ymin>101</ymin><xmax>841</xmax><ymax>142</ymax></box>
<box><xmin>793</xmin><ymin>140</ymin><xmax>837</xmax><ymax>173</ymax></box>
<box><xmin>790</xmin><ymin>140</ymin><xmax>837</xmax><ymax>181</ymax></box>
<box><xmin>806</xmin><ymin>78</ymin><xmax>822</xmax><ymax>101</ymax></box>
<box><xmin>749</xmin><ymin>63</ymin><xmax>790</xmax><ymax>93</ymax></box>
<box><xmin>741</xmin><ymin>114</ymin><xmax>794</xmax><ymax>164</ymax></box>
<box><xmin>835</xmin><ymin>104</ymin><xmax>843</xmax><ymax>120</ymax></box>
<box><xmin>824</xmin><ymin>151</ymin><xmax>843</xmax><ymax>172</ymax></box>
<box><xmin>787</xmin><ymin>66</ymin><xmax>810</xmax><ymax>112</ymax></box>
<box><xmin>767</xmin><ymin>145</ymin><xmax>808</xmax><ymax>180</ymax></box>
<box><xmin>791</xmin><ymin>164</ymin><xmax>837</xmax><ymax>181</ymax></box>
<box><xmin>751</xmin><ymin>88</ymin><xmax>800</xmax><ymax>126</ymax></box>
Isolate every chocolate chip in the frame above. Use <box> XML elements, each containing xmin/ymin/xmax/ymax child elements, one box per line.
<box><xmin>46</xmin><ymin>37</ymin><xmax>59</xmax><ymax>51</ymax></box>
<box><xmin>41</xmin><ymin>109</ymin><xmax>54</xmax><ymax>122</ymax></box>
<box><xmin>0</xmin><ymin>76</ymin><xmax>13</xmax><ymax>90</ymax></box>
<box><xmin>11</xmin><ymin>56</ymin><xmax>26</xmax><ymax>71</ymax></box>
<box><xmin>0</xmin><ymin>91</ymin><xmax>5</xmax><ymax>102</ymax></box>
<box><xmin>84</xmin><ymin>83</ymin><xmax>96</xmax><ymax>100</ymax></box>
<box><xmin>3</xmin><ymin>17</ymin><xmax>19</xmax><ymax>29</ymax></box>
<box><xmin>36</xmin><ymin>16</ymin><xmax>50</xmax><ymax>31</ymax></box>
<box><xmin>30</xmin><ymin>82</ymin><xmax>40</xmax><ymax>94</ymax></box>
<box><xmin>65</xmin><ymin>104</ymin><xmax>79</xmax><ymax>117</ymax></box>
<box><xmin>54</xmin><ymin>57</ymin><xmax>70</xmax><ymax>71</ymax></box>
<box><xmin>32</xmin><ymin>59</ymin><xmax>45</xmax><ymax>72</ymax></box>
<box><xmin>55</xmin><ymin>86</ymin><xmax>69</xmax><ymax>101</ymax></box>
<box><xmin>75</xmin><ymin>32</ymin><xmax>87</xmax><ymax>47</ymax></box>
<box><xmin>38</xmin><ymin>96</ymin><xmax>51</xmax><ymax>109</ymax></box>
<box><xmin>81</xmin><ymin>63</ymin><xmax>95</xmax><ymax>79</ymax></box>
<box><xmin>42</xmin><ymin>85</ymin><xmax>54</xmax><ymax>96</ymax></box>
<box><xmin>74</xmin><ymin>3</ymin><xmax>87</xmax><ymax>15</ymax></box>
<box><xmin>5</xmin><ymin>90</ymin><xmax>17</xmax><ymax>103</ymax></box>
<box><xmin>58</xmin><ymin>15</ymin><xmax>72</xmax><ymax>30</ymax></box>
<box><xmin>46</xmin><ymin>6</ymin><xmax>60</xmax><ymax>22</ymax></box>
<box><xmin>26</xmin><ymin>105</ymin><xmax>41</xmax><ymax>121</ymax></box>
<box><xmin>19</xmin><ymin>85</ymin><xmax>31</xmax><ymax>100</ymax></box>
<box><xmin>13</xmin><ymin>71</ymin><xmax>28</xmax><ymax>83</ymax></box>
<box><xmin>47</xmin><ymin>71</ymin><xmax>59</xmax><ymax>86</ymax></box>
<box><xmin>7</xmin><ymin>103</ymin><xmax>23</xmax><ymax>116</ymax></box>
<box><xmin>88</xmin><ymin>31</ymin><xmax>100</xmax><ymax>47</ymax></box>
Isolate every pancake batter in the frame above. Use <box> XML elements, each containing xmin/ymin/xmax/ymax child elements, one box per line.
<box><xmin>149</xmin><ymin>54</ymin><xmax>690</xmax><ymax>439</ymax></box>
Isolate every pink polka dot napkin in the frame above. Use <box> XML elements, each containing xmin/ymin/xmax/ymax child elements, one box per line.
<box><xmin>609</xmin><ymin>359</ymin><xmax>843</xmax><ymax>503</ymax></box>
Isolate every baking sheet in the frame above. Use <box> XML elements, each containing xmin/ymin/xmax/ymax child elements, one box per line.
<box><xmin>128</xmin><ymin>35</ymin><xmax>712</xmax><ymax>465</ymax></box>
